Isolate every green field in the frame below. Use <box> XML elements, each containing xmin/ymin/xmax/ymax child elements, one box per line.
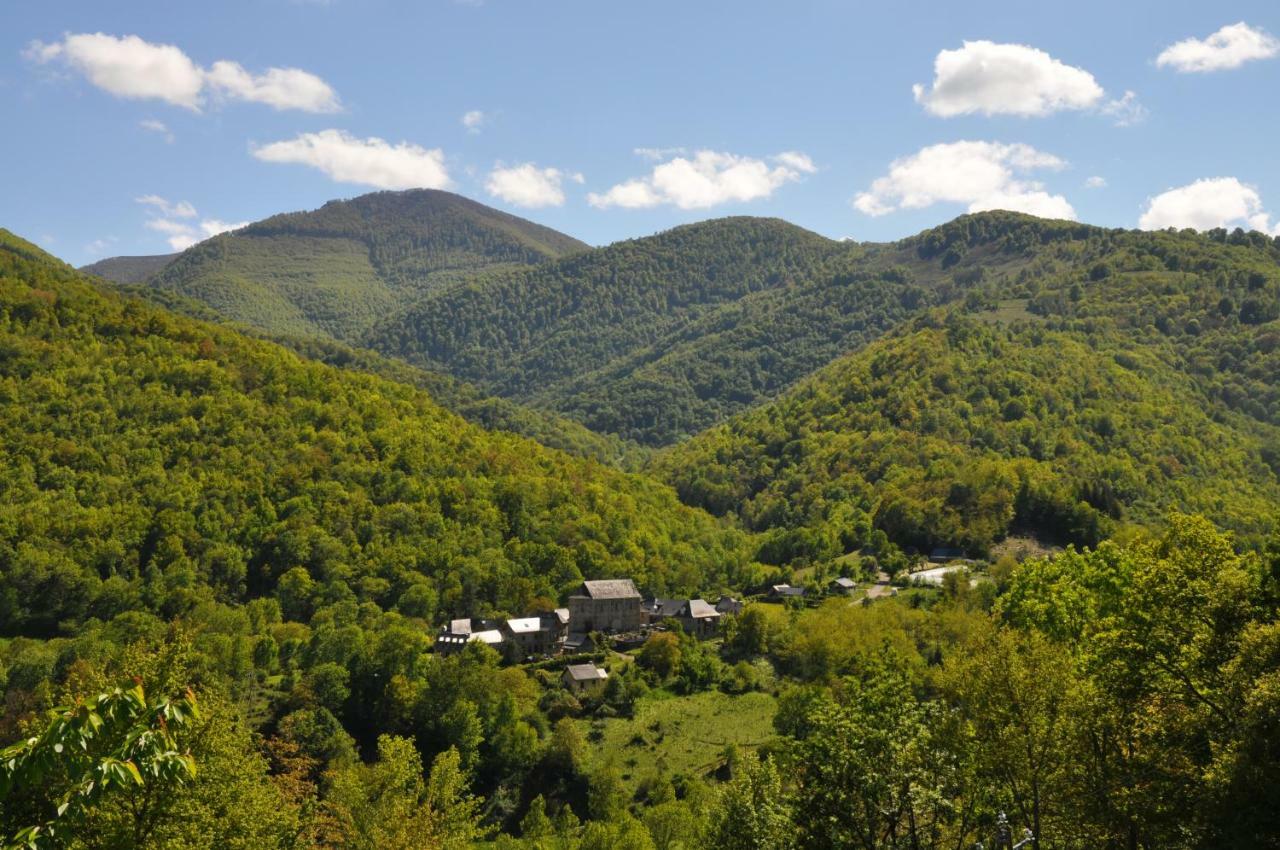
<box><xmin>577</xmin><ymin>689</ymin><xmax>777</xmax><ymax>791</ymax></box>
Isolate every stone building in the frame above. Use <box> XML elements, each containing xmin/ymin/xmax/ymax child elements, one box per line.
<box><xmin>567</xmin><ymin>579</ymin><xmax>642</xmax><ymax>633</ymax></box>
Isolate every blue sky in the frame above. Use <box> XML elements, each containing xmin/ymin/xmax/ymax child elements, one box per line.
<box><xmin>3</xmin><ymin>0</ymin><xmax>1278</xmax><ymax>265</ymax></box>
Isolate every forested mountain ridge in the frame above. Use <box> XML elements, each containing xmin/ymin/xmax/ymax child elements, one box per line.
<box><xmin>80</xmin><ymin>252</ymin><xmax>178</xmax><ymax>283</ymax></box>
<box><xmin>144</xmin><ymin>189</ymin><xmax>588</xmax><ymax>342</ymax></box>
<box><xmin>0</xmin><ymin>227</ymin><xmax>748</xmax><ymax>639</ymax></box>
<box><xmin>364</xmin><ymin>211</ymin><xmax>1154</xmax><ymax>445</ymax></box>
<box><xmin>366</xmin><ymin>216</ymin><xmax>900</xmax><ymax>443</ymax></box>
<box><xmin>658</xmin><ymin>307</ymin><xmax>1280</xmax><ymax>563</ymax></box>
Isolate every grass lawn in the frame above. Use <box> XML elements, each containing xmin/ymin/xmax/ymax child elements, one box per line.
<box><xmin>577</xmin><ymin>689</ymin><xmax>777</xmax><ymax>791</ymax></box>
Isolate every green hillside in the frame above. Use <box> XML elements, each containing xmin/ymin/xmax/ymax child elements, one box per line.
<box><xmin>80</xmin><ymin>252</ymin><xmax>177</xmax><ymax>283</ymax></box>
<box><xmin>0</xmin><ymin>227</ymin><xmax>745</xmax><ymax>639</ymax></box>
<box><xmin>146</xmin><ymin>189</ymin><xmax>588</xmax><ymax>342</ymax></box>
<box><xmin>658</xmin><ymin>311</ymin><xmax>1280</xmax><ymax>562</ymax></box>
<box><xmin>368</xmin><ymin>217</ymin><xmax>872</xmax><ymax>443</ymax></box>
<box><xmin>365</xmin><ymin>213</ymin><xmax>1119</xmax><ymax>445</ymax></box>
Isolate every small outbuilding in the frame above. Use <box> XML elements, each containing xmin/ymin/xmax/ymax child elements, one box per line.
<box><xmin>767</xmin><ymin>584</ymin><xmax>807</xmax><ymax>602</ymax></box>
<box><xmin>829</xmin><ymin>576</ymin><xmax>857</xmax><ymax>595</ymax></box>
<box><xmin>715</xmin><ymin>595</ymin><xmax>744</xmax><ymax>616</ymax></box>
<box><xmin>562</xmin><ymin>662</ymin><xmax>609</xmax><ymax>694</ymax></box>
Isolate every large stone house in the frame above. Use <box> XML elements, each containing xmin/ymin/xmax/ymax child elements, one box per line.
<box><xmin>567</xmin><ymin>579</ymin><xmax>642</xmax><ymax>633</ymax></box>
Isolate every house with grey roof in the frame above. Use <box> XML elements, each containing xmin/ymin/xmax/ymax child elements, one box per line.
<box><xmin>503</xmin><ymin>616</ymin><xmax>558</xmax><ymax>659</ymax></box>
<box><xmin>829</xmin><ymin>576</ymin><xmax>857</xmax><ymax>595</ymax></box>
<box><xmin>561</xmin><ymin>662</ymin><xmax>609</xmax><ymax>694</ymax></box>
<box><xmin>676</xmin><ymin>598</ymin><xmax>721</xmax><ymax>638</ymax></box>
<box><xmin>434</xmin><ymin>619</ymin><xmax>506</xmax><ymax>656</ymax></box>
<box><xmin>567</xmin><ymin>579</ymin><xmax>642</xmax><ymax>634</ymax></box>
<box><xmin>715</xmin><ymin>595</ymin><xmax>744</xmax><ymax>616</ymax></box>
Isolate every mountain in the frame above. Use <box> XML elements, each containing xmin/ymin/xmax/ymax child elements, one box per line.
<box><xmin>366</xmin><ymin>213</ymin><xmax>1112</xmax><ymax>445</ymax></box>
<box><xmin>0</xmin><ymin>227</ymin><xmax>746</xmax><ymax>638</ymax></box>
<box><xmin>145</xmin><ymin>189</ymin><xmax>589</xmax><ymax>342</ymax></box>
<box><xmin>367</xmin><ymin>217</ymin><xmax>855</xmax><ymax>443</ymax></box>
<box><xmin>657</xmin><ymin>216</ymin><xmax>1280</xmax><ymax>561</ymax></box>
<box><xmin>80</xmin><ymin>252</ymin><xmax>178</xmax><ymax>283</ymax></box>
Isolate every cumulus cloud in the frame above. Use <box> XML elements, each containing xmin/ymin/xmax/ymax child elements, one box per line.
<box><xmin>588</xmin><ymin>150</ymin><xmax>815</xmax><ymax>210</ymax></box>
<box><xmin>136</xmin><ymin>194</ymin><xmax>196</xmax><ymax>218</ymax></box>
<box><xmin>1084</xmin><ymin>175</ymin><xmax>1108</xmax><ymax>189</ymax></box>
<box><xmin>913</xmin><ymin>40</ymin><xmax>1105</xmax><ymax>117</ymax></box>
<box><xmin>139</xmin><ymin>118</ymin><xmax>174</xmax><ymax>142</ymax></box>
<box><xmin>1156</xmin><ymin>22</ymin><xmax>1279</xmax><ymax>73</ymax></box>
<box><xmin>252</xmin><ymin>129</ymin><xmax>451</xmax><ymax>190</ymax></box>
<box><xmin>25</xmin><ymin>33</ymin><xmax>204</xmax><ymax>109</ymax></box>
<box><xmin>137</xmin><ymin>196</ymin><xmax>248</xmax><ymax>250</ymax></box>
<box><xmin>24</xmin><ymin>32</ymin><xmax>339</xmax><ymax>112</ymax></box>
<box><xmin>485</xmin><ymin>163</ymin><xmax>582</xmax><ymax>208</ymax></box>
<box><xmin>203</xmin><ymin>61</ymin><xmax>339</xmax><ymax>112</ymax></box>
<box><xmin>1100</xmin><ymin>91</ymin><xmax>1148</xmax><ymax>126</ymax></box>
<box><xmin>461</xmin><ymin>110</ymin><xmax>485</xmax><ymax>132</ymax></box>
<box><xmin>853</xmin><ymin>140</ymin><xmax>1075</xmax><ymax>220</ymax></box>
<box><xmin>1138</xmin><ymin>177</ymin><xmax>1278</xmax><ymax>234</ymax></box>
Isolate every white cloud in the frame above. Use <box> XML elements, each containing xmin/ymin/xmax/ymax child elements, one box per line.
<box><xmin>137</xmin><ymin>197</ymin><xmax>248</xmax><ymax>250</ymax></box>
<box><xmin>485</xmin><ymin>163</ymin><xmax>580</xmax><ymax>208</ymax></box>
<box><xmin>1156</xmin><ymin>22</ymin><xmax>1279</xmax><ymax>73</ymax></box>
<box><xmin>1100</xmin><ymin>91</ymin><xmax>1147</xmax><ymax>127</ymax></box>
<box><xmin>1138</xmin><ymin>177</ymin><xmax>1279</xmax><ymax>234</ymax></box>
<box><xmin>139</xmin><ymin>118</ymin><xmax>174</xmax><ymax>142</ymax></box>
<box><xmin>24</xmin><ymin>32</ymin><xmax>339</xmax><ymax>112</ymax></box>
<box><xmin>136</xmin><ymin>194</ymin><xmax>196</xmax><ymax>218</ymax></box>
<box><xmin>634</xmin><ymin>146</ymin><xmax>687</xmax><ymax>161</ymax></box>
<box><xmin>853</xmin><ymin>140</ymin><xmax>1076</xmax><ymax>220</ymax></box>
<box><xmin>913</xmin><ymin>40</ymin><xmax>1105</xmax><ymax>117</ymax></box>
<box><xmin>84</xmin><ymin>237</ymin><xmax>116</xmax><ymax>256</ymax></box>
<box><xmin>588</xmin><ymin>150</ymin><xmax>814</xmax><ymax>210</ymax></box>
<box><xmin>1084</xmin><ymin>175</ymin><xmax>1108</xmax><ymax>189</ymax></box>
<box><xmin>252</xmin><ymin>130</ymin><xmax>451</xmax><ymax>190</ymax></box>
<box><xmin>461</xmin><ymin>110</ymin><xmax>486</xmax><ymax>132</ymax></box>
<box><xmin>203</xmin><ymin>61</ymin><xmax>338</xmax><ymax>112</ymax></box>
<box><xmin>774</xmin><ymin>151</ymin><xmax>818</xmax><ymax>174</ymax></box>
<box><xmin>26</xmin><ymin>33</ymin><xmax>204</xmax><ymax>109</ymax></box>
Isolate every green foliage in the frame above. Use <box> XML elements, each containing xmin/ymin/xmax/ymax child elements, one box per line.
<box><xmin>326</xmin><ymin>737</ymin><xmax>479</xmax><ymax>850</ymax></box>
<box><xmin>704</xmin><ymin>755</ymin><xmax>794</xmax><ymax>850</ymax></box>
<box><xmin>0</xmin><ymin>682</ymin><xmax>198</xmax><ymax>849</ymax></box>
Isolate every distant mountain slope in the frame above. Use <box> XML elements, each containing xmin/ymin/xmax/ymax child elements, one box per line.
<box><xmin>113</xmin><ymin>280</ymin><xmax>641</xmax><ymax>467</ymax></box>
<box><xmin>0</xmin><ymin>228</ymin><xmax>746</xmax><ymax>637</ymax></box>
<box><xmin>367</xmin><ymin>213</ymin><xmax>1083</xmax><ymax>444</ymax></box>
<box><xmin>657</xmin><ymin>313</ymin><xmax>1280</xmax><ymax>560</ymax></box>
<box><xmin>80</xmin><ymin>252</ymin><xmax>177</xmax><ymax>283</ymax></box>
<box><xmin>367</xmin><ymin>217</ymin><xmax>857</xmax><ymax>440</ymax></box>
<box><xmin>145</xmin><ymin>189</ymin><xmax>588</xmax><ymax>342</ymax></box>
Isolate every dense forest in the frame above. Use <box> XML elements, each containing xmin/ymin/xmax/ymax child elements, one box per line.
<box><xmin>658</xmin><ymin>312</ymin><xmax>1280</xmax><ymax>560</ymax></box>
<box><xmin>5</xmin><ymin>512</ymin><xmax>1277</xmax><ymax>849</ymax></box>
<box><xmin>141</xmin><ymin>196</ymin><xmax>1280</xmax><ymax>453</ymax></box>
<box><xmin>0</xmin><ymin>228</ymin><xmax>749</xmax><ymax>641</ymax></box>
<box><xmin>6</xmin><ymin>202</ymin><xmax>1280</xmax><ymax>850</ymax></box>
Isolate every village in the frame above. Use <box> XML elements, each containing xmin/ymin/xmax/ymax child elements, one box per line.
<box><xmin>433</xmin><ymin>548</ymin><xmax>984</xmax><ymax>692</ymax></box>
